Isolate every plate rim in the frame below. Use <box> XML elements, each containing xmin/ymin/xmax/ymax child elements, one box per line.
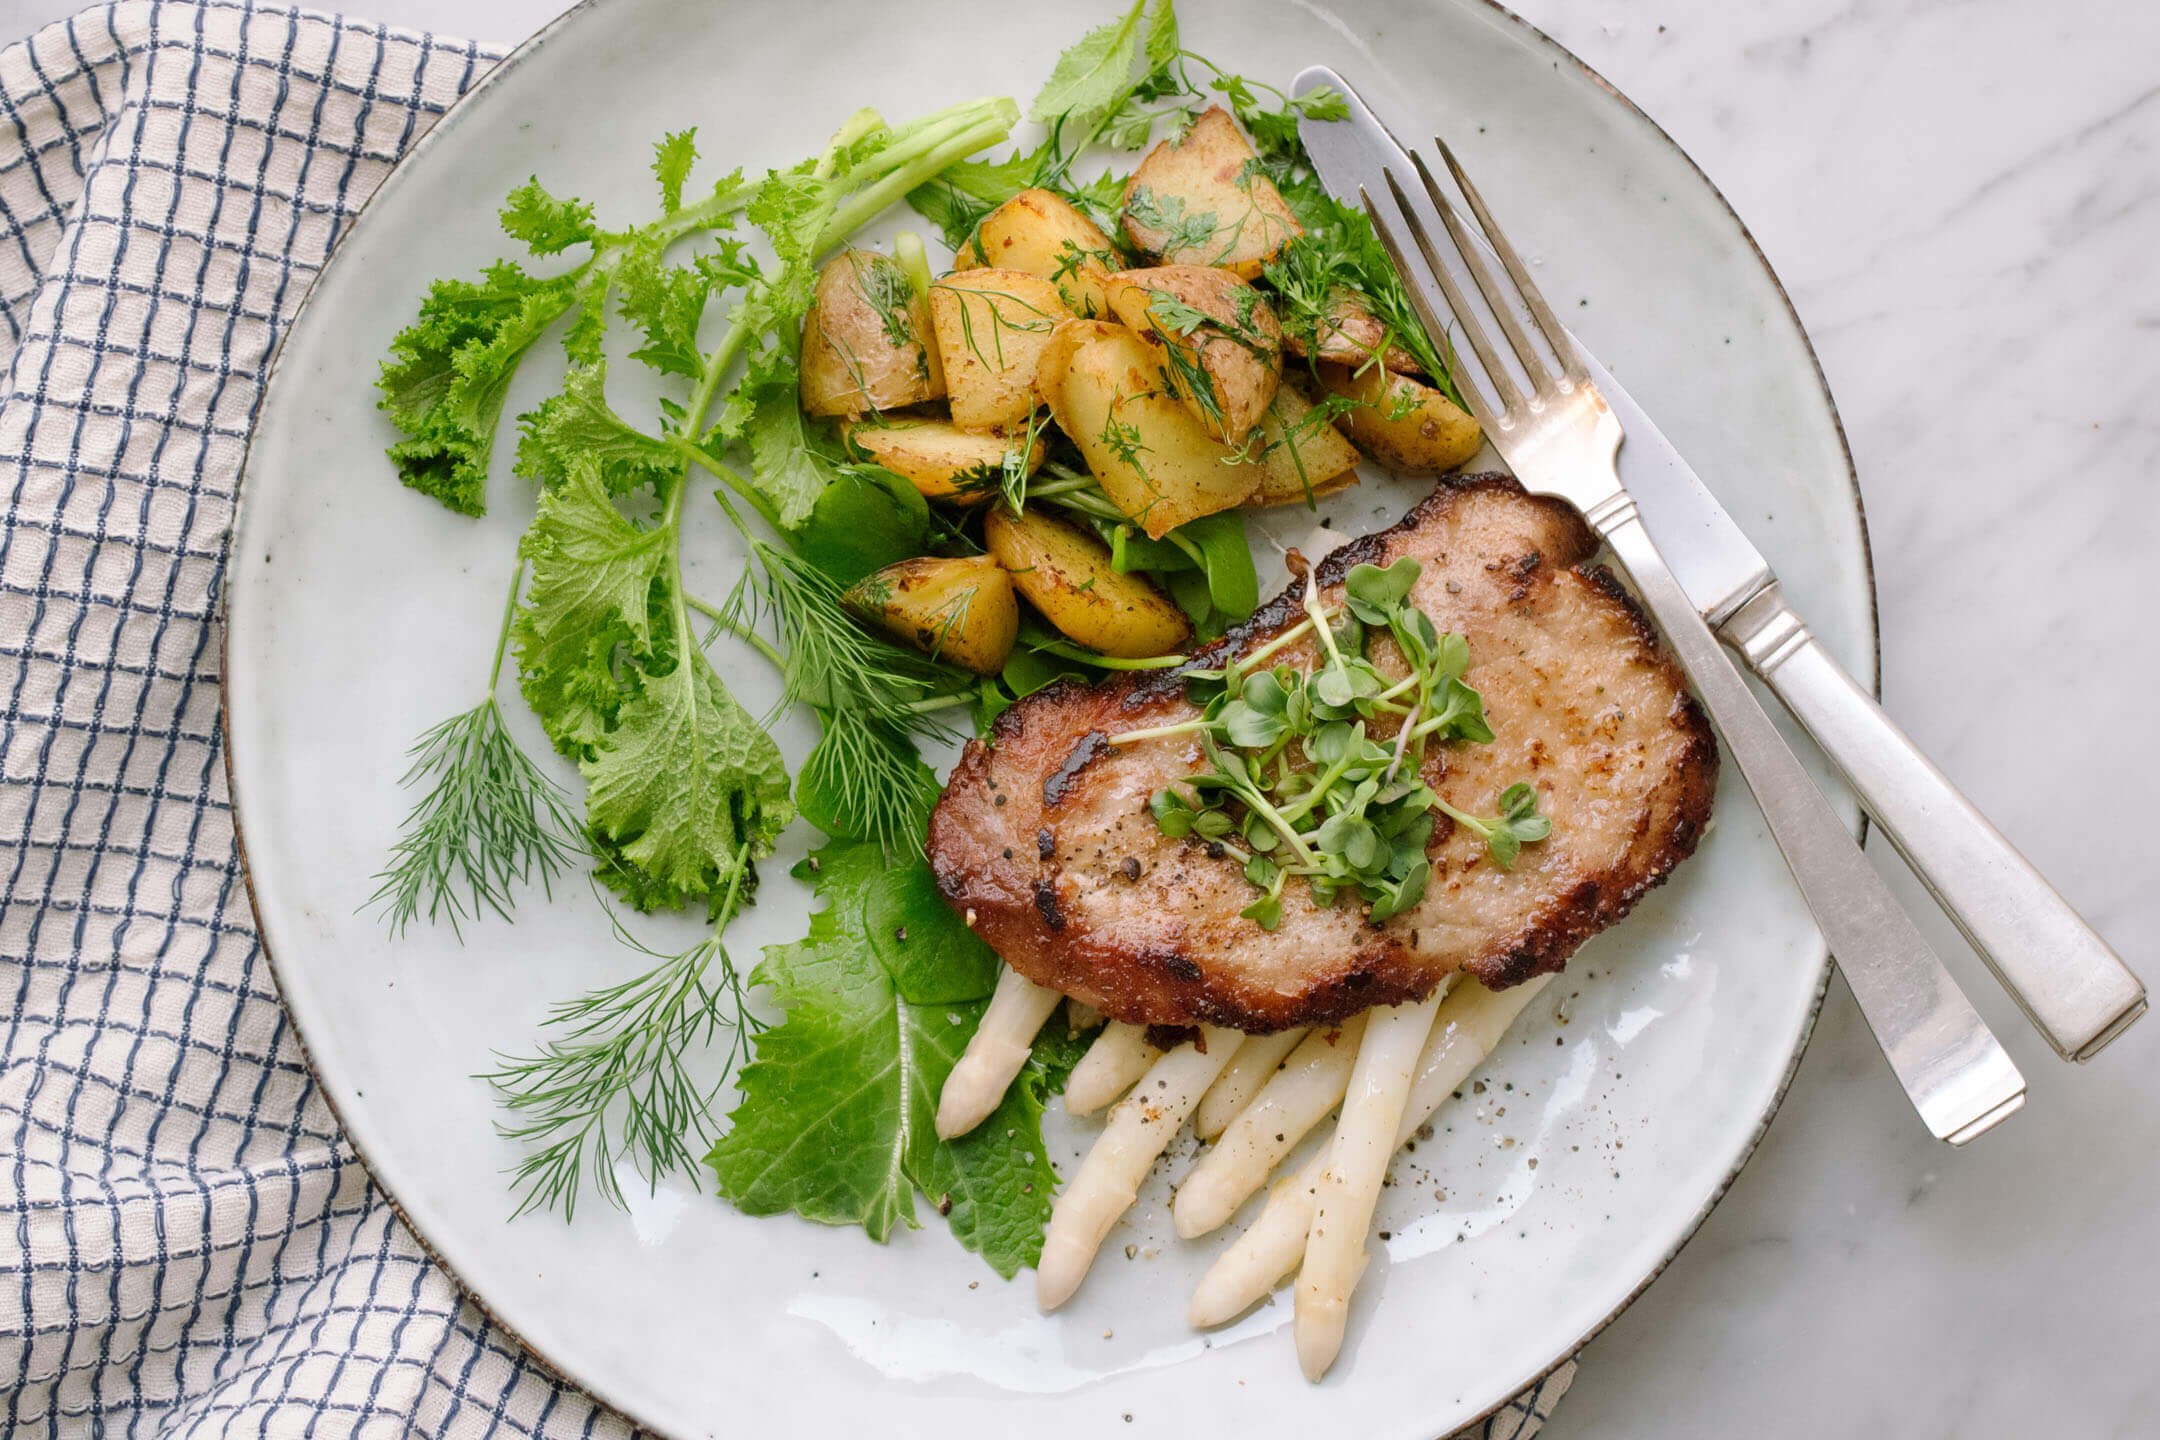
<box><xmin>217</xmin><ymin>0</ymin><xmax>1878</xmax><ymax>1431</ymax></box>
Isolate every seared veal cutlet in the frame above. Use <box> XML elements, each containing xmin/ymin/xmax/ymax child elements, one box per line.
<box><xmin>926</xmin><ymin>477</ymin><xmax>1718</xmax><ymax>1033</ymax></box>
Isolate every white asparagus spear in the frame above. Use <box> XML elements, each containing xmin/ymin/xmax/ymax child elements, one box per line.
<box><xmin>1066</xmin><ymin>1000</ymin><xmax>1106</xmax><ymax>1036</ymax></box>
<box><xmin>1194</xmin><ymin>1027</ymin><xmax>1310</xmax><ymax>1141</ymax></box>
<box><xmin>1063</xmin><ymin>1020</ymin><xmax>1162</xmax><ymax>1115</ymax></box>
<box><xmin>1171</xmin><ymin>1014</ymin><xmax>1368</xmax><ymax>1238</ymax></box>
<box><xmin>936</xmin><ymin>968</ymin><xmax>1064</xmax><ymax>1140</ymax></box>
<box><xmin>1188</xmin><ymin>974</ymin><xmax>1553</xmax><ymax>1329</ymax></box>
<box><xmin>1295</xmin><ymin>992</ymin><xmax>1448</xmax><ymax>1380</ymax></box>
<box><xmin>1037</xmin><ymin>1026</ymin><xmax>1245</xmax><ymax>1310</ymax></box>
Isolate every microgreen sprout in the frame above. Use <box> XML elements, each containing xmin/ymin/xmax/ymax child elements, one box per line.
<box><xmin>1111</xmin><ymin>557</ymin><xmax>1549</xmax><ymax>928</ymax></box>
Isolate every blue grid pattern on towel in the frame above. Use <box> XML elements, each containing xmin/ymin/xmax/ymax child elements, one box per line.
<box><xmin>0</xmin><ymin>5</ymin><xmax>1575</xmax><ymax>1436</ymax></box>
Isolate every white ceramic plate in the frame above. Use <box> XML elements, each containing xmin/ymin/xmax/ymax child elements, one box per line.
<box><xmin>223</xmin><ymin>1</ymin><xmax>1876</xmax><ymax>1435</ymax></box>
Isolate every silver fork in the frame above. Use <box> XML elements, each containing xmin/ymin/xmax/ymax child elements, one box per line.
<box><xmin>1361</xmin><ymin>145</ymin><xmax>2027</xmax><ymax>1144</ymax></box>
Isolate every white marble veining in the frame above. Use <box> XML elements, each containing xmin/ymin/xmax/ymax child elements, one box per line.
<box><xmin>3</xmin><ymin>0</ymin><xmax>2149</xmax><ymax>1433</ymax></box>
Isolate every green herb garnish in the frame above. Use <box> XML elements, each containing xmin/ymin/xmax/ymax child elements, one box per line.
<box><xmin>485</xmin><ymin>855</ymin><xmax>760</xmax><ymax>1220</ymax></box>
<box><xmin>1116</xmin><ymin>558</ymin><xmax>1548</xmax><ymax>926</ymax></box>
<box><xmin>382</xmin><ymin>100</ymin><xmax>1020</xmax><ymax>1215</ymax></box>
<box><xmin>367</xmin><ymin>562</ymin><xmax>583</xmax><ymax>937</ymax></box>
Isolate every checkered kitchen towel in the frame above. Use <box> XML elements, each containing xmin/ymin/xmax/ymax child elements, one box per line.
<box><xmin>0</xmin><ymin>4</ymin><xmax>1577</xmax><ymax>1435</ymax></box>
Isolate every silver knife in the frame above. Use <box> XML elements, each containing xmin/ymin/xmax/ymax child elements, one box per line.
<box><xmin>1296</xmin><ymin>69</ymin><xmax>2144</xmax><ymax>1062</ymax></box>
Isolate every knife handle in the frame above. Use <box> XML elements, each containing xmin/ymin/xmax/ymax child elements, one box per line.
<box><xmin>1592</xmin><ymin>501</ymin><xmax>2024</xmax><ymax>1144</ymax></box>
<box><xmin>1722</xmin><ymin>581</ymin><xmax>2146</xmax><ymax>1060</ymax></box>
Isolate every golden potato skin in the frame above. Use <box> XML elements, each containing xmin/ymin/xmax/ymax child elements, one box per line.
<box><xmin>1032</xmin><ymin>317</ymin><xmax>1129</xmax><ymax>412</ymax></box>
<box><xmin>1119</xmin><ymin>107</ymin><xmax>1301</xmax><ymax>279</ymax></box>
<box><xmin>928</xmin><ymin>269</ymin><xmax>1072</xmax><ymax>432</ymax></box>
<box><xmin>955</xmin><ymin>189</ymin><xmax>1124</xmax><ymax>319</ymax></box>
<box><xmin>1316</xmin><ymin>362</ymin><xmax>1483</xmax><ymax>475</ymax></box>
<box><xmin>842</xmin><ymin>415</ymin><xmax>1041</xmax><ymax>505</ymax></box>
<box><xmin>1248</xmin><ymin>381</ymin><xmax>1362</xmax><ymax>506</ymax></box>
<box><xmin>1105</xmin><ymin>265</ymin><xmax>1282</xmax><ymax>444</ymax></box>
<box><xmin>1042</xmin><ymin>323</ymin><xmax>1260</xmax><ymax>539</ymax></box>
<box><xmin>984</xmin><ymin>508</ymin><xmax>1191</xmax><ymax>660</ymax></box>
<box><xmin>800</xmin><ymin>249</ymin><xmax>943</xmax><ymax>417</ymax></box>
<box><xmin>844</xmin><ymin>554</ymin><xmax>1019</xmax><ymax>676</ymax></box>
<box><xmin>1280</xmin><ymin>289</ymin><xmax>1421</xmax><ymax>373</ymax></box>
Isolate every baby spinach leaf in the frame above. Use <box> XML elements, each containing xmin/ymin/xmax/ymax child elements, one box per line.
<box><xmin>793</xmin><ymin>463</ymin><xmax>932</xmax><ymax>587</ymax></box>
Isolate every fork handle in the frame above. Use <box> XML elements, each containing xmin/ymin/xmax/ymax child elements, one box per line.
<box><xmin>1589</xmin><ymin>497</ymin><xmax>2026</xmax><ymax>1143</ymax></box>
<box><xmin>1720</xmin><ymin>581</ymin><xmax>2146</xmax><ymax>1060</ymax></box>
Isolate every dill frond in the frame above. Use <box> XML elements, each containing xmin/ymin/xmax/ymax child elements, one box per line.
<box><xmin>368</xmin><ymin>560</ymin><xmax>580</xmax><ymax>939</ymax></box>
<box><xmin>367</xmin><ymin>695</ymin><xmax>581</xmax><ymax>939</ymax></box>
<box><xmin>484</xmin><ymin>856</ymin><xmax>759</xmax><ymax>1220</ymax></box>
<box><xmin>729</xmin><ymin>540</ymin><xmax>966</xmax><ymax>739</ymax></box>
<box><xmin>799</xmin><ymin>711</ymin><xmax>943</xmax><ymax>857</ymax></box>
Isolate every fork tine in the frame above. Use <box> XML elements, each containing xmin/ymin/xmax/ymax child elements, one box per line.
<box><xmin>1405</xmin><ymin>149</ymin><xmax>1554</xmax><ymax>396</ymax></box>
<box><xmin>1372</xmin><ymin>170</ymin><xmax>1524</xmax><ymax>418</ymax></box>
<box><xmin>1431</xmin><ymin>135</ymin><xmax>1585</xmax><ymax>382</ymax></box>
<box><xmin>1360</xmin><ymin>183</ymin><xmax>1501</xmax><ymax>428</ymax></box>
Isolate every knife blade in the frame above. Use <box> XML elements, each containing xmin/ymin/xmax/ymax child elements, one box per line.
<box><xmin>1294</xmin><ymin>66</ymin><xmax>2145</xmax><ymax>1061</ymax></box>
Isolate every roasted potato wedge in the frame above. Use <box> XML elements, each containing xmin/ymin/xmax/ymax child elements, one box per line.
<box><xmin>800</xmin><ymin>249</ymin><xmax>943</xmax><ymax>417</ymax></box>
<box><xmin>984</xmin><ymin>508</ymin><xmax>1191</xmax><ymax>659</ymax></box>
<box><xmin>1034</xmin><ymin>317</ymin><xmax>1127</xmax><ymax>407</ymax></box>
<box><xmin>1316</xmin><ymin>362</ymin><xmax>1482</xmax><ymax>475</ymax></box>
<box><xmin>1041</xmin><ymin>323</ymin><xmax>1261</xmax><ymax>538</ymax></box>
<box><xmin>1248</xmin><ymin>381</ymin><xmax>1363</xmax><ymax>506</ymax></box>
<box><xmin>1105</xmin><ymin>265</ymin><xmax>1282</xmax><ymax>444</ymax></box>
<box><xmin>844</xmin><ymin>554</ymin><xmax>1019</xmax><ymax>675</ymax></box>
<box><xmin>954</xmin><ymin>188</ymin><xmax>1124</xmax><ymax>319</ymax></box>
<box><xmin>928</xmin><ymin>269</ymin><xmax>1071</xmax><ymax>432</ymax></box>
<box><xmin>1119</xmin><ymin>107</ymin><xmax>1300</xmax><ymax>280</ymax></box>
<box><xmin>1280</xmin><ymin>288</ymin><xmax>1421</xmax><ymax>373</ymax></box>
<box><xmin>843</xmin><ymin>414</ymin><xmax>1041</xmax><ymax>505</ymax></box>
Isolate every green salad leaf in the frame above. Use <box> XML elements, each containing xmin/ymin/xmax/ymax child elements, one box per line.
<box><xmin>512</xmin><ymin>457</ymin><xmax>666</xmax><ymax>758</ymax></box>
<box><xmin>580</xmin><ymin>646</ymin><xmax>792</xmax><ymax>910</ymax></box>
<box><xmin>514</xmin><ymin>363</ymin><xmax>680</xmax><ymax>495</ymax></box>
<box><xmin>738</xmin><ymin>349</ymin><xmax>841</xmax><ymax>529</ymax></box>
<box><xmin>378</xmin><ymin>263</ymin><xmax>583</xmax><ymax>515</ymax></box>
<box><xmin>709</xmin><ymin>842</ymin><xmax>1070</xmax><ymax>1276</ymax></box>
<box><xmin>904</xmin><ymin>151</ymin><xmax>1045</xmax><ymax>249</ymax></box>
<box><xmin>651</xmin><ymin>129</ymin><xmax>700</xmax><ymax>214</ymax></box>
<box><xmin>513</xmin><ymin>453</ymin><xmax>794</xmax><ymax>912</ymax></box>
<box><xmin>1110</xmin><ymin>508</ymin><xmax>1257</xmax><ymax>637</ymax></box>
<box><xmin>1029</xmin><ymin>0</ymin><xmax>1152</xmax><ymax>137</ymax></box>
<box><xmin>499</xmin><ymin>177</ymin><xmax>600</xmax><ymax>255</ymax></box>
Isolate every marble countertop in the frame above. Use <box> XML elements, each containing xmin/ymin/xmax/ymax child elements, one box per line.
<box><xmin>4</xmin><ymin>0</ymin><xmax>2149</xmax><ymax>1433</ymax></box>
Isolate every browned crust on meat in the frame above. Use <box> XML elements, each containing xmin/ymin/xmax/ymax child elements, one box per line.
<box><xmin>929</xmin><ymin>476</ymin><xmax>1718</xmax><ymax>1032</ymax></box>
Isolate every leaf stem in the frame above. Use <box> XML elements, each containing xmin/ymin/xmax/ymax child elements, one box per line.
<box><xmin>674</xmin><ymin>436</ymin><xmax>787</xmax><ymax>535</ymax></box>
<box><xmin>687</xmin><ymin>591</ymin><xmax>786</xmax><ymax>670</ymax></box>
<box><xmin>892</xmin><ymin>690</ymin><xmax>974</xmax><ymax>716</ymax></box>
<box><xmin>1304</xmin><ymin>569</ymin><xmax>1347</xmax><ymax>673</ymax></box>
<box><xmin>1022</xmin><ymin>471</ymin><xmax>1101</xmax><ymax>500</ymax></box>
<box><xmin>644</xmin><ymin>183</ymin><xmax>756</xmax><ymax>250</ymax></box>
<box><xmin>1024</xmin><ymin>635</ymin><xmax>1190</xmax><ymax>670</ymax></box>
<box><xmin>682</xmin><ymin>316</ymin><xmax>757</xmax><ymax>446</ymax></box>
<box><xmin>487</xmin><ymin>557</ymin><xmax>527</xmax><ymax>694</ymax></box>
<box><xmin>1106</xmin><ymin>717</ymin><xmax>1210</xmax><ymax>745</ymax></box>
<box><xmin>823</xmin><ymin>108</ymin><xmax>1019</xmax><ymax>245</ymax></box>
<box><xmin>1235</xmin><ymin>614</ymin><xmax>1318</xmax><ymax>673</ymax></box>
